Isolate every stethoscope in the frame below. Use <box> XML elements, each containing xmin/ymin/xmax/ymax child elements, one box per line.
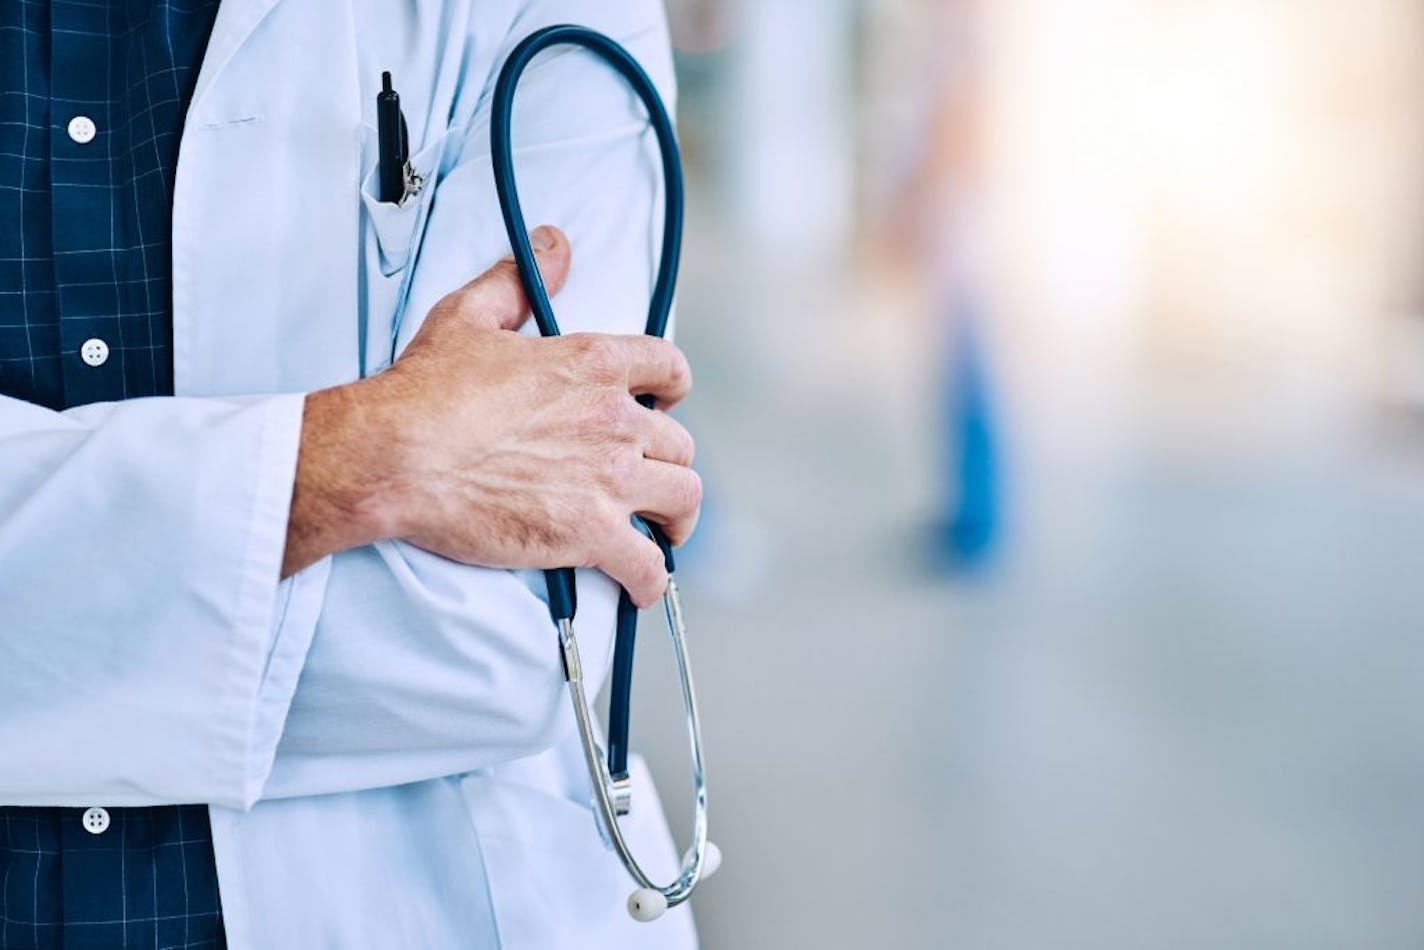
<box><xmin>490</xmin><ymin>25</ymin><xmax>720</xmax><ymax>923</ymax></box>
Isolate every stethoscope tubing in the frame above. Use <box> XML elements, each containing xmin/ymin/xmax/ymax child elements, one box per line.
<box><xmin>492</xmin><ymin>26</ymin><xmax>684</xmax><ymax>342</ymax></box>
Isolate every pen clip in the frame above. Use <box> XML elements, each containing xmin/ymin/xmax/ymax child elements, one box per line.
<box><xmin>394</xmin><ymin>110</ymin><xmax>423</xmax><ymax>206</ymax></box>
<box><xmin>398</xmin><ymin>160</ymin><xmax>424</xmax><ymax>208</ymax></box>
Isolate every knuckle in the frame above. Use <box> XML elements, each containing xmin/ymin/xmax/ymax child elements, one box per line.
<box><xmin>423</xmin><ymin>293</ymin><xmax>460</xmax><ymax>326</ymax></box>
<box><xmin>427</xmin><ymin>281</ymin><xmax>487</xmax><ymax>328</ymax></box>
<box><xmin>675</xmin><ymin>425</ymin><xmax>697</xmax><ymax>465</ymax></box>
<box><xmin>668</xmin><ymin>345</ymin><xmax>693</xmax><ymax>391</ymax></box>
<box><xmin>610</xmin><ymin>448</ymin><xmax>641</xmax><ymax>488</ymax></box>
<box><xmin>639</xmin><ymin>549</ymin><xmax>667</xmax><ymax>590</ymax></box>
<box><xmin>486</xmin><ymin>258</ymin><xmax>520</xmax><ymax>288</ymax></box>
<box><xmin>572</xmin><ymin>335</ymin><xmax>622</xmax><ymax>381</ymax></box>
<box><xmin>595</xmin><ymin>448</ymin><xmax>636</xmax><ymax>493</ymax></box>
<box><xmin>584</xmin><ymin>529</ymin><xmax>619</xmax><ymax>573</ymax></box>
<box><xmin>592</xmin><ymin>453</ymin><xmax>620</xmax><ymax>494</ymax></box>
<box><xmin>592</xmin><ymin>501</ymin><xmax>629</xmax><ymax>537</ymax></box>
<box><xmin>591</xmin><ymin>389</ymin><xmax>637</xmax><ymax>438</ymax></box>
<box><xmin>681</xmin><ymin>469</ymin><xmax>704</xmax><ymax>512</ymax></box>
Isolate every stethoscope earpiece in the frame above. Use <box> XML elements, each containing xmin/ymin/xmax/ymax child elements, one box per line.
<box><xmin>627</xmin><ymin>888</ymin><xmax>668</xmax><ymax>922</ymax></box>
<box><xmin>701</xmin><ymin>841</ymin><xmax>722</xmax><ymax>879</ymax></box>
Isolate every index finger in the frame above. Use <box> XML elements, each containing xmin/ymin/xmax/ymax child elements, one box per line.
<box><xmin>617</xmin><ymin>336</ymin><xmax>692</xmax><ymax>408</ymax></box>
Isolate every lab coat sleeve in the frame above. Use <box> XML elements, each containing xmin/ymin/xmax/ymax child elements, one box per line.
<box><xmin>255</xmin><ymin>0</ymin><xmax>678</xmax><ymax>800</ymax></box>
<box><xmin>0</xmin><ymin>391</ymin><xmax>309</xmax><ymax>810</ymax></box>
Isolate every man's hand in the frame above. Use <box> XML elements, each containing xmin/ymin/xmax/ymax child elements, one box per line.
<box><xmin>283</xmin><ymin>225</ymin><xmax>701</xmax><ymax>606</ymax></box>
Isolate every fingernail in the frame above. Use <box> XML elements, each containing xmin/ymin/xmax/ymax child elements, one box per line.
<box><xmin>531</xmin><ymin>227</ymin><xmax>555</xmax><ymax>252</ymax></box>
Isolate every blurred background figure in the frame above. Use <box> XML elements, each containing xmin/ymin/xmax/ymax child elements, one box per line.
<box><xmin>885</xmin><ymin>0</ymin><xmax>1003</xmax><ymax>567</ymax></box>
<box><xmin>627</xmin><ymin>1</ymin><xmax>1424</xmax><ymax>946</ymax></box>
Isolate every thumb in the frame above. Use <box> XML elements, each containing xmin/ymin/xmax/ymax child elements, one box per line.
<box><xmin>455</xmin><ymin>224</ymin><xmax>571</xmax><ymax>332</ymax></box>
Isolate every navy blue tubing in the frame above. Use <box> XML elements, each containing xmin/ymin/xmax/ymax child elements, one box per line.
<box><xmin>491</xmin><ymin>25</ymin><xmax>684</xmax><ymax>782</ymax></box>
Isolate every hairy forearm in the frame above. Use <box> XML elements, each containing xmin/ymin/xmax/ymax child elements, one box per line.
<box><xmin>282</xmin><ymin>380</ymin><xmax>406</xmax><ymax>578</ymax></box>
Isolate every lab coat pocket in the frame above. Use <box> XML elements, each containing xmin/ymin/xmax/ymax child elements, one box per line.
<box><xmin>359</xmin><ymin>130</ymin><xmax>448</xmax><ymax>275</ymax></box>
<box><xmin>459</xmin><ymin>755</ymin><xmax>696</xmax><ymax>950</ymax></box>
<box><xmin>358</xmin><ymin>128</ymin><xmax>449</xmax><ymax>374</ymax></box>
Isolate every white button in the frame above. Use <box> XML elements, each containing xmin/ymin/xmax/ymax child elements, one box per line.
<box><xmin>82</xmin><ymin>807</ymin><xmax>110</xmax><ymax>835</ymax></box>
<box><xmin>79</xmin><ymin>338</ymin><xmax>109</xmax><ymax>367</ymax></box>
<box><xmin>67</xmin><ymin>115</ymin><xmax>97</xmax><ymax>145</ymax></box>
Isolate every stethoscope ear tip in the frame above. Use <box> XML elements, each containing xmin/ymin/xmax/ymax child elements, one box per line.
<box><xmin>627</xmin><ymin>888</ymin><xmax>669</xmax><ymax>922</ymax></box>
<box><xmin>702</xmin><ymin>841</ymin><xmax>723</xmax><ymax>878</ymax></box>
<box><xmin>625</xmin><ymin>843</ymin><xmax>721</xmax><ymax>922</ymax></box>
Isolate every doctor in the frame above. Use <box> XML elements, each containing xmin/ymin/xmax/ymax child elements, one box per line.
<box><xmin>0</xmin><ymin>0</ymin><xmax>701</xmax><ymax>948</ymax></box>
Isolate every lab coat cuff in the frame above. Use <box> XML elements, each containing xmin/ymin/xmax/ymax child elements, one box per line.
<box><xmin>213</xmin><ymin>391</ymin><xmax>330</xmax><ymax>809</ymax></box>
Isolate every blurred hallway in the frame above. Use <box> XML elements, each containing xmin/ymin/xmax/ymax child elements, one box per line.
<box><xmin>644</xmin><ymin>243</ymin><xmax>1424</xmax><ymax>947</ymax></box>
<box><xmin>624</xmin><ymin>1</ymin><xmax>1424</xmax><ymax>946</ymax></box>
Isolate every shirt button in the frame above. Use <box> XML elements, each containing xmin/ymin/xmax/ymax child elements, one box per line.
<box><xmin>79</xmin><ymin>338</ymin><xmax>109</xmax><ymax>367</ymax></box>
<box><xmin>67</xmin><ymin>115</ymin><xmax>97</xmax><ymax>145</ymax></box>
<box><xmin>82</xmin><ymin>807</ymin><xmax>111</xmax><ymax>835</ymax></box>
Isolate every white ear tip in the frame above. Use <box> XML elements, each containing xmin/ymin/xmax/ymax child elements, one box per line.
<box><xmin>627</xmin><ymin>888</ymin><xmax>667</xmax><ymax>922</ymax></box>
<box><xmin>702</xmin><ymin>842</ymin><xmax>722</xmax><ymax>878</ymax></box>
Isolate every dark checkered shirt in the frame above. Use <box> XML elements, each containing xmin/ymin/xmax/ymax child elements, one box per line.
<box><xmin>0</xmin><ymin>1</ymin><xmax>226</xmax><ymax>948</ymax></box>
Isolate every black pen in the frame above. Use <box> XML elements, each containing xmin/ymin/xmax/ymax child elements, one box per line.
<box><xmin>376</xmin><ymin>71</ymin><xmax>409</xmax><ymax>204</ymax></box>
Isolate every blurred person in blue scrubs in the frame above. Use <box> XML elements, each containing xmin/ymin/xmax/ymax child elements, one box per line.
<box><xmin>892</xmin><ymin>0</ymin><xmax>1002</xmax><ymax>568</ymax></box>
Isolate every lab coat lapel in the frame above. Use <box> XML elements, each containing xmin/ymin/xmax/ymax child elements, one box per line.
<box><xmin>188</xmin><ymin>0</ymin><xmax>286</xmax><ymax>117</ymax></box>
<box><xmin>172</xmin><ymin>0</ymin><xmax>364</xmax><ymax>398</ymax></box>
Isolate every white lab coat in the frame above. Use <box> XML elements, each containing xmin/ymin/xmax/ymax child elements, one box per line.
<box><xmin>0</xmin><ymin>0</ymin><xmax>696</xmax><ymax>946</ymax></box>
